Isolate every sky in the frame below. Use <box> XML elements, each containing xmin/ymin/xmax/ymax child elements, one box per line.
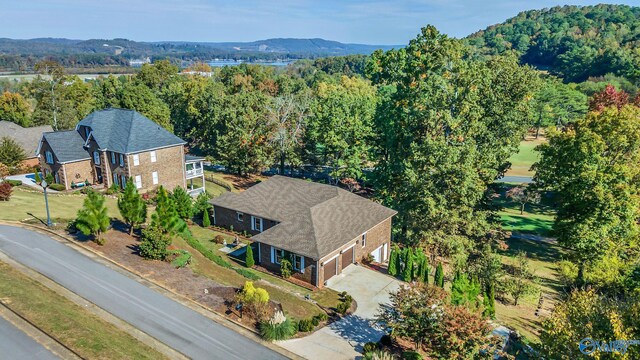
<box><xmin>2</xmin><ymin>1</ymin><xmax>639</xmax><ymax>45</ymax></box>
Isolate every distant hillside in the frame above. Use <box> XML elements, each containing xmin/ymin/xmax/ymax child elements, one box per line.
<box><xmin>465</xmin><ymin>4</ymin><xmax>640</xmax><ymax>82</ymax></box>
<box><xmin>0</xmin><ymin>37</ymin><xmax>397</xmax><ymax>72</ymax></box>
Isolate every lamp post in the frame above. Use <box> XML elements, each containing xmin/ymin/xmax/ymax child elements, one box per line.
<box><xmin>41</xmin><ymin>179</ymin><xmax>52</xmax><ymax>227</ymax></box>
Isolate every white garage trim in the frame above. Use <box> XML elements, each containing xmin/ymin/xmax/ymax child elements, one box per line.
<box><xmin>321</xmin><ymin>253</ymin><xmax>340</xmax><ymax>266</ymax></box>
<box><xmin>340</xmin><ymin>242</ymin><xmax>356</xmax><ymax>254</ymax></box>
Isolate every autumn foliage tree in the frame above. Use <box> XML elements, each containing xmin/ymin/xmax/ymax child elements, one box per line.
<box><xmin>588</xmin><ymin>84</ymin><xmax>630</xmax><ymax>112</ymax></box>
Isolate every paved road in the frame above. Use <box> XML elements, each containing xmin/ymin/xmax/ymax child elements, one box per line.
<box><xmin>0</xmin><ymin>316</ymin><xmax>59</xmax><ymax>360</ymax></box>
<box><xmin>498</xmin><ymin>175</ymin><xmax>533</xmax><ymax>184</ymax></box>
<box><xmin>0</xmin><ymin>225</ymin><xmax>286</xmax><ymax>360</ymax></box>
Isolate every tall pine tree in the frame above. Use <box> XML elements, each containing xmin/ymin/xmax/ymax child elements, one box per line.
<box><xmin>402</xmin><ymin>248</ymin><xmax>414</xmax><ymax>282</ymax></box>
<box><xmin>171</xmin><ymin>186</ymin><xmax>193</xmax><ymax>220</ymax></box>
<box><xmin>75</xmin><ymin>190</ymin><xmax>110</xmax><ymax>244</ymax></box>
<box><xmin>388</xmin><ymin>244</ymin><xmax>399</xmax><ymax>276</ymax></box>
<box><xmin>118</xmin><ymin>178</ymin><xmax>147</xmax><ymax>235</ymax></box>
<box><xmin>435</xmin><ymin>262</ymin><xmax>444</xmax><ymax>288</ymax></box>
<box><xmin>245</xmin><ymin>243</ymin><xmax>255</xmax><ymax>268</ymax></box>
<box><xmin>152</xmin><ymin>186</ymin><xmax>187</xmax><ymax>234</ymax></box>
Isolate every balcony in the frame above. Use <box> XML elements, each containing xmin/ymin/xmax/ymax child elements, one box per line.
<box><xmin>186</xmin><ymin>167</ymin><xmax>203</xmax><ymax>179</ymax></box>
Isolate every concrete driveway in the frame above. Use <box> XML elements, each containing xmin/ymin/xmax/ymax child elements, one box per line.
<box><xmin>280</xmin><ymin>264</ymin><xmax>401</xmax><ymax>360</ymax></box>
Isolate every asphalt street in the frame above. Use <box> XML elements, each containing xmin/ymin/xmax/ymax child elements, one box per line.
<box><xmin>0</xmin><ymin>225</ymin><xmax>286</xmax><ymax>360</ymax></box>
<box><xmin>0</xmin><ymin>316</ymin><xmax>59</xmax><ymax>360</ymax></box>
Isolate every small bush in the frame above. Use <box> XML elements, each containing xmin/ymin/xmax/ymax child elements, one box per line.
<box><xmin>379</xmin><ymin>334</ymin><xmax>392</xmax><ymax>347</ymax></box>
<box><xmin>314</xmin><ymin>312</ymin><xmax>328</xmax><ymax>322</ymax></box>
<box><xmin>0</xmin><ymin>182</ymin><xmax>12</xmax><ymax>200</ymax></box>
<box><xmin>339</xmin><ymin>291</ymin><xmax>347</xmax><ymax>298</ymax></box>
<box><xmin>363</xmin><ymin>342</ymin><xmax>379</xmax><ymax>354</ymax></box>
<box><xmin>139</xmin><ymin>226</ymin><xmax>171</xmax><ymax>260</ymax></box>
<box><xmin>234</xmin><ymin>267</ymin><xmax>261</xmax><ymax>280</ymax></box>
<box><xmin>49</xmin><ymin>183</ymin><xmax>66</xmax><ymax>191</ymax></box>
<box><xmin>362</xmin><ymin>253</ymin><xmax>374</xmax><ymax>265</ymax></box>
<box><xmin>94</xmin><ymin>237</ymin><xmax>106</xmax><ymax>246</ymax></box>
<box><xmin>259</xmin><ymin>311</ymin><xmax>296</xmax><ymax>341</ymax></box>
<box><xmin>298</xmin><ymin>318</ymin><xmax>315</xmax><ymax>332</ymax></box>
<box><xmin>344</xmin><ymin>294</ymin><xmax>353</xmax><ymax>303</ymax></box>
<box><xmin>336</xmin><ymin>301</ymin><xmax>351</xmax><ymax>315</ymax></box>
<box><xmin>366</xmin><ymin>350</ymin><xmax>397</xmax><ymax>360</ymax></box>
<box><xmin>311</xmin><ymin>316</ymin><xmax>320</xmax><ymax>326</ymax></box>
<box><xmin>44</xmin><ymin>173</ymin><xmax>54</xmax><ymax>185</ymax></box>
<box><xmin>212</xmin><ymin>235</ymin><xmax>225</xmax><ymax>244</ymax></box>
<box><xmin>280</xmin><ymin>259</ymin><xmax>292</xmax><ymax>278</ymax></box>
<box><xmin>6</xmin><ymin>179</ymin><xmax>21</xmax><ymax>186</ymax></box>
<box><xmin>171</xmin><ymin>250</ymin><xmax>192</xmax><ymax>268</ymax></box>
<box><xmin>401</xmin><ymin>351</ymin><xmax>423</xmax><ymax>360</ymax></box>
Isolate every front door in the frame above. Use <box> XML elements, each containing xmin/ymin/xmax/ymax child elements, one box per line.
<box><xmin>95</xmin><ymin>167</ymin><xmax>103</xmax><ymax>184</ymax></box>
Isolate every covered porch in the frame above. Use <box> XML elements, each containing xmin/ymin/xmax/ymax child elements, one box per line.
<box><xmin>185</xmin><ymin>155</ymin><xmax>205</xmax><ymax>196</ymax></box>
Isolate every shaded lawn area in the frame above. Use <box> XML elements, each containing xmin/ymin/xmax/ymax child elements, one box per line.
<box><xmin>505</xmin><ymin>138</ymin><xmax>545</xmax><ymax>177</ymax></box>
<box><xmin>176</xmin><ymin>225</ymin><xmax>340</xmax><ymax>319</ymax></box>
<box><xmin>495</xmin><ymin>237</ymin><xmax>568</xmax><ymax>343</ymax></box>
<box><xmin>0</xmin><ymin>261</ymin><xmax>166</xmax><ymax>360</ymax></box>
<box><xmin>186</xmin><ymin>176</ymin><xmax>228</xmax><ymax>198</ymax></box>
<box><xmin>493</xmin><ymin>183</ymin><xmax>556</xmax><ymax>237</ymax></box>
<box><xmin>204</xmin><ymin>170</ymin><xmax>268</xmax><ymax>192</ymax></box>
<box><xmin>0</xmin><ymin>187</ymin><xmax>121</xmax><ymax>222</ymax></box>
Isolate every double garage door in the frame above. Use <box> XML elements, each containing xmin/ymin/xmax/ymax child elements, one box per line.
<box><xmin>324</xmin><ymin>246</ymin><xmax>355</xmax><ymax>282</ymax></box>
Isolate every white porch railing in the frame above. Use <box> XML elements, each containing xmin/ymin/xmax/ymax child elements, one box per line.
<box><xmin>186</xmin><ymin>168</ymin><xmax>203</xmax><ymax>178</ymax></box>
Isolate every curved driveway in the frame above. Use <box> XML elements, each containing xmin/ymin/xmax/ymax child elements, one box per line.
<box><xmin>0</xmin><ymin>225</ymin><xmax>285</xmax><ymax>360</ymax></box>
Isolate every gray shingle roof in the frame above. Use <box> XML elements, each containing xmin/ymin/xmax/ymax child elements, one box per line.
<box><xmin>0</xmin><ymin>121</ymin><xmax>53</xmax><ymax>158</ymax></box>
<box><xmin>42</xmin><ymin>130</ymin><xmax>90</xmax><ymax>163</ymax></box>
<box><xmin>210</xmin><ymin>176</ymin><xmax>397</xmax><ymax>259</ymax></box>
<box><xmin>77</xmin><ymin>109</ymin><xmax>185</xmax><ymax>154</ymax></box>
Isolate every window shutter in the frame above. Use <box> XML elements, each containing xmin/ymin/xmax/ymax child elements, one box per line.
<box><xmin>300</xmin><ymin>256</ymin><xmax>305</xmax><ymax>274</ymax></box>
<box><xmin>270</xmin><ymin>247</ymin><xmax>275</xmax><ymax>263</ymax></box>
<box><xmin>250</xmin><ymin>216</ymin><xmax>255</xmax><ymax>231</ymax></box>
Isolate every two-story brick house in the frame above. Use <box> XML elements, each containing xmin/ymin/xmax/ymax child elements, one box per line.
<box><xmin>37</xmin><ymin>108</ymin><xmax>205</xmax><ymax>193</ymax></box>
<box><xmin>210</xmin><ymin>176</ymin><xmax>397</xmax><ymax>288</ymax></box>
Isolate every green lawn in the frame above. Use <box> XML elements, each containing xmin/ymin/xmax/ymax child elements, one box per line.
<box><xmin>493</xmin><ymin>183</ymin><xmax>555</xmax><ymax>237</ymax></box>
<box><xmin>0</xmin><ymin>187</ymin><xmax>121</xmax><ymax>223</ymax></box>
<box><xmin>505</xmin><ymin>139</ymin><xmax>544</xmax><ymax>177</ymax></box>
<box><xmin>176</xmin><ymin>225</ymin><xmax>339</xmax><ymax>319</ymax></box>
<box><xmin>0</xmin><ymin>261</ymin><xmax>166</xmax><ymax>360</ymax></box>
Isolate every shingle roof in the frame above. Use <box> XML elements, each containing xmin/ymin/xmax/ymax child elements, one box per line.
<box><xmin>77</xmin><ymin>108</ymin><xmax>185</xmax><ymax>154</ymax></box>
<box><xmin>42</xmin><ymin>130</ymin><xmax>90</xmax><ymax>163</ymax></box>
<box><xmin>210</xmin><ymin>176</ymin><xmax>397</xmax><ymax>259</ymax></box>
<box><xmin>0</xmin><ymin>121</ymin><xmax>53</xmax><ymax>158</ymax></box>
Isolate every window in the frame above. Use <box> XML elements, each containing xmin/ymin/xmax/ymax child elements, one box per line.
<box><xmin>251</xmin><ymin>216</ymin><xmax>263</xmax><ymax>233</ymax></box>
<box><xmin>237</xmin><ymin>212</ymin><xmax>243</xmax><ymax>222</ymax></box>
<box><xmin>93</xmin><ymin>151</ymin><xmax>100</xmax><ymax>165</ymax></box>
<box><xmin>274</xmin><ymin>248</ymin><xmax>284</xmax><ymax>264</ymax></box>
<box><xmin>152</xmin><ymin>171</ymin><xmax>158</xmax><ymax>185</ymax></box>
<box><xmin>361</xmin><ymin>233</ymin><xmax>367</xmax><ymax>248</ymax></box>
<box><xmin>113</xmin><ymin>173</ymin><xmax>119</xmax><ymax>186</ymax></box>
<box><xmin>135</xmin><ymin>175</ymin><xmax>142</xmax><ymax>189</ymax></box>
<box><xmin>45</xmin><ymin>151</ymin><xmax>54</xmax><ymax>164</ymax></box>
<box><xmin>84</xmin><ymin>127</ymin><xmax>90</xmax><ymax>138</ymax></box>
<box><xmin>293</xmin><ymin>254</ymin><xmax>304</xmax><ymax>272</ymax></box>
<box><xmin>111</xmin><ymin>152</ymin><xmax>116</xmax><ymax>164</ymax></box>
<box><xmin>150</xmin><ymin>151</ymin><xmax>157</xmax><ymax>162</ymax></box>
<box><xmin>133</xmin><ymin>154</ymin><xmax>139</xmax><ymax>166</ymax></box>
<box><xmin>121</xmin><ymin>175</ymin><xmax>126</xmax><ymax>187</ymax></box>
<box><xmin>119</xmin><ymin>154</ymin><xmax>124</xmax><ymax>167</ymax></box>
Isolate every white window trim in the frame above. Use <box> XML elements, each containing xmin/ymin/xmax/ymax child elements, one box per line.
<box><xmin>135</xmin><ymin>175</ymin><xmax>142</xmax><ymax>189</ymax></box>
<box><xmin>150</xmin><ymin>151</ymin><xmax>157</xmax><ymax>163</ymax></box>
<box><xmin>133</xmin><ymin>154</ymin><xmax>139</xmax><ymax>166</ymax></box>
<box><xmin>152</xmin><ymin>171</ymin><xmax>158</xmax><ymax>185</ymax></box>
<box><xmin>250</xmin><ymin>216</ymin><xmax>263</xmax><ymax>233</ymax></box>
<box><xmin>237</xmin><ymin>212</ymin><xmax>244</xmax><ymax>222</ymax></box>
<box><xmin>93</xmin><ymin>151</ymin><xmax>100</xmax><ymax>165</ymax></box>
<box><xmin>361</xmin><ymin>232</ymin><xmax>367</xmax><ymax>248</ymax></box>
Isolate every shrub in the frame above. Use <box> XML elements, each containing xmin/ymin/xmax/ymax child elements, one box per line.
<box><xmin>336</xmin><ymin>301</ymin><xmax>351</xmax><ymax>315</ymax></box>
<box><xmin>237</xmin><ymin>281</ymin><xmax>269</xmax><ymax>304</ymax></box>
<box><xmin>6</xmin><ymin>179</ymin><xmax>21</xmax><ymax>186</ymax></box>
<box><xmin>363</xmin><ymin>342</ymin><xmax>379</xmax><ymax>354</ymax></box>
<box><xmin>171</xmin><ymin>250</ymin><xmax>192</xmax><ymax>268</ymax></box>
<box><xmin>259</xmin><ymin>311</ymin><xmax>296</xmax><ymax>341</ymax></box>
<box><xmin>213</xmin><ymin>235</ymin><xmax>225</xmax><ymax>244</ymax></box>
<box><xmin>139</xmin><ymin>226</ymin><xmax>172</xmax><ymax>260</ymax></box>
<box><xmin>311</xmin><ymin>316</ymin><xmax>319</xmax><ymax>326</ymax></box>
<box><xmin>183</xmin><ymin>233</ymin><xmax>232</xmax><ymax>268</ymax></box>
<box><xmin>557</xmin><ymin>260</ymin><xmax>578</xmax><ymax>287</ymax></box>
<box><xmin>94</xmin><ymin>237</ymin><xmax>106</xmax><ymax>246</ymax></box>
<box><xmin>234</xmin><ymin>268</ymin><xmax>261</xmax><ymax>280</ymax></box>
<box><xmin>379</xmin><ymin>334</ymin><xmax>392</xmax><ymax>347</ymax></box>
<box><xmin>49</xmin><ymin>183</ymin><xmax>66</xmax><ymax>191</ymax></box>
<box><xmin>401</xmin><ymin>351</ymin><xmax>423</xmax><ymax>360</ymax></box>
<box><xmin>367</xmin><ymin>350</ymin><xmax>397</xmax><ymax>360</ymax></box>
<box><xmin>298</xmin><ymin>318</ymin><xmax>314</xmax><ymax>332</ymax></box>
<box><xmin>0</xmin><ymin>182</ymin><xmax>12</xmax><ymax>200</ymax></box>
<box><xmin>34</xmin><ymin>171</ymin><xmax>41</xmax><ymax>184</ymax></box>
<box><xmin>362</xmin><ymin>253</ymin><xmax>374</xmax><ymax>265</ymax></box>
<box><xmin>314</xmin><ymin>312</ymin><xmax>328</xmax><ymax>322</ymax></box>
<box><xmin>280</xmin><ymin>259</ymin><xmax>292</xmax><ymax>278</ymax></box>
<box><xmin>202</xmin><ymin>209</ymin><xmax>211</xmax><ymax>227</ymax></box>
<box><xmin>245</xmin><ymin>243</ymin><xmax>255</xmax><ymax>268</ymax></box>
<box><xmin>44</xmin><ymin>173</ymin><xmax>54</xmax><ymax>185</ymax></box>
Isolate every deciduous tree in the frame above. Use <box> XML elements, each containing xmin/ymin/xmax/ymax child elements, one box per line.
<box><xmin>0</xmin><ymin>91</ymin><xmax>31</xmax><ymax>126</ymax></box>
<box><xmin>0</xmin><ymin>137</ymin><xmax>26</xmax><ymax>167</ymax></box>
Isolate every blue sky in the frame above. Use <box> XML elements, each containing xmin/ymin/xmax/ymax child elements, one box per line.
<box><xmin>3</xmin><ymin>1</ymin><xmax>638</xmax><ymax>44</ymax></box>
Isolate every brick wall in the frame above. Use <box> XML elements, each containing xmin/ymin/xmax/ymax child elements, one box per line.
<box><xmin>212</xmin><ymin>206</ymin><xmax>277</xmax><ymax>235</ymax></box>
<box><xmin>60</xmin><ymin>160</ymin><xmax>93</xmax><ymax>189</ymax></box>
<box><xmin>128</xmin><ymin>145</ymin><xmax>186</xmax><ymax>193</ymax></box>
<box><xmin>257</xmin><ymin>243</ymin><xmax>318</xmax><ymax>286</ymax></box>
<box><xmin>38</xmin><ymin>139</ymin><xmax>64</xmax><ymax>186</ymax></box>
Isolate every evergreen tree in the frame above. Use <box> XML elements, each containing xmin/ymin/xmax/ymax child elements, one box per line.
<box><xmin>194</xmin><ymin>192</ymin><xmax>211</xmax><ymax>226</ymax></box>
<box><xmin>483</xmin><ymin>282</ymin><xmax>496</xmax><ymax>319</ymax></box>
<box><xmin>435</xmin><ymin>263</ymin><xmax>444</xmax><ymax>288</ymax></box>
<box><xmin>451</xmin><ymin>271</ymin><xmax>470</xmax><ymax>305</ymax></box>
<box><xmin>34</xmin><ymin>171</ymin><xmax>41</xmax><ymax>184</ymax></box>
<box><xmin>245</xmin><ymin>243</ymin><xmax>255</xmax><ymax>268</ymax></box>
<box><xmin>118</xmin><ymin>178</ymin><xmax>147</xmax><ymax>235</ymax></box>
<box><xmin>468</xmin><ymin>276</ymin><xmax>481</xmax><ymax>306</ymax></box>
<box><xmin>151</xmin><ymin>186</ymin><xmax>187</xmax><ymax>234</ymax></box>
<box><xmin>388</xmin><ymin>244</ymin><xmax>399</xmax><ymax>276</ymax></box>
<box><xmin>202</xmin><ymin>208</ymin><xmax>211</xmax><ymax>227</ymax></box>
<box><xmin>75</xmin><ymin>190</ymin><xmax>110</xmax><ymax>244</ymax></box>
<box><xmin>138</xmin><ymin>225</ymin><xmax>171</xmax><ymax>260</ymax></box>
<box><xmin>402</xmin><ymin>248</ymin><xmax>414</xmax><ymax>282</ymax></box>
<box><xmin>171</xmin><ymin>186</ymin><xmax>193</xmax><ymax>220</ymax></box>
<box><xmin>421</xmin><ymin>258</ymin><xmax>430</xmax><ymax>283</ymax></box>
<box><xmin>414</xmin><ymin>248</ymin><xmax>425</xmax><ymax>281</ymax></box>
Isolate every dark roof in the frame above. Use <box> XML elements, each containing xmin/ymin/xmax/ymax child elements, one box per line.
<box><xmin>210</xmin><ymin>176</ymin><xmax>397</xmax><ymax>259</ymax></box>
<box><xmin>77</xmin><ymin>109</ymin><xmax>185</xmax><ymax>154</ymax></box>
<box><xmin>185</xmin><ymin>155</ymin><xmax>206</xmax><ymax>162</ymax></box>
<box><xmin>42</xmin><ymin>130</ymin><xmax>90</xmax><ymax>163</ymax></box>
<box><xmin>0</xmin><ymin>121</ymin><xmax>53</xmax><ymax>158</ymax></box>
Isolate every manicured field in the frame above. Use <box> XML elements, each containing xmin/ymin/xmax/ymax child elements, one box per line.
<box><xmin>505</xmin><ymin>139</ymin><xmax>545</xmax><ymax>177</ymax></box>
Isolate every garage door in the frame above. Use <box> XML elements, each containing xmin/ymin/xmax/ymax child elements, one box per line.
<box><xmin>371</xmin><ymin>245</ymin><xmax>382</xmax><ymax>263</ymax></box>
<box><xmin>324</xmin><ymin>257</ymin><xmax>337</xmax><ymax>282</ymax></box>
<box><xmin>341</xmin><ymin>247</ymin><xmax>354</xmax><ymax>270</ymax></box>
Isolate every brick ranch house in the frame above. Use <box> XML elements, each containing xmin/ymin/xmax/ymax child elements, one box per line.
<box><xmin>0</xmin><ymin>121</ymin><xmax>53</xmax><ymax>168</ymax></box>
<box><xmin>37</xmin><ymin>108</ymin><xmax>205</xmax><ymax>193</ymax></box>
<box><xmin>209</xmin><ymin>175</ymin><xmax>397</xmax><ymax>288</ymax></box>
